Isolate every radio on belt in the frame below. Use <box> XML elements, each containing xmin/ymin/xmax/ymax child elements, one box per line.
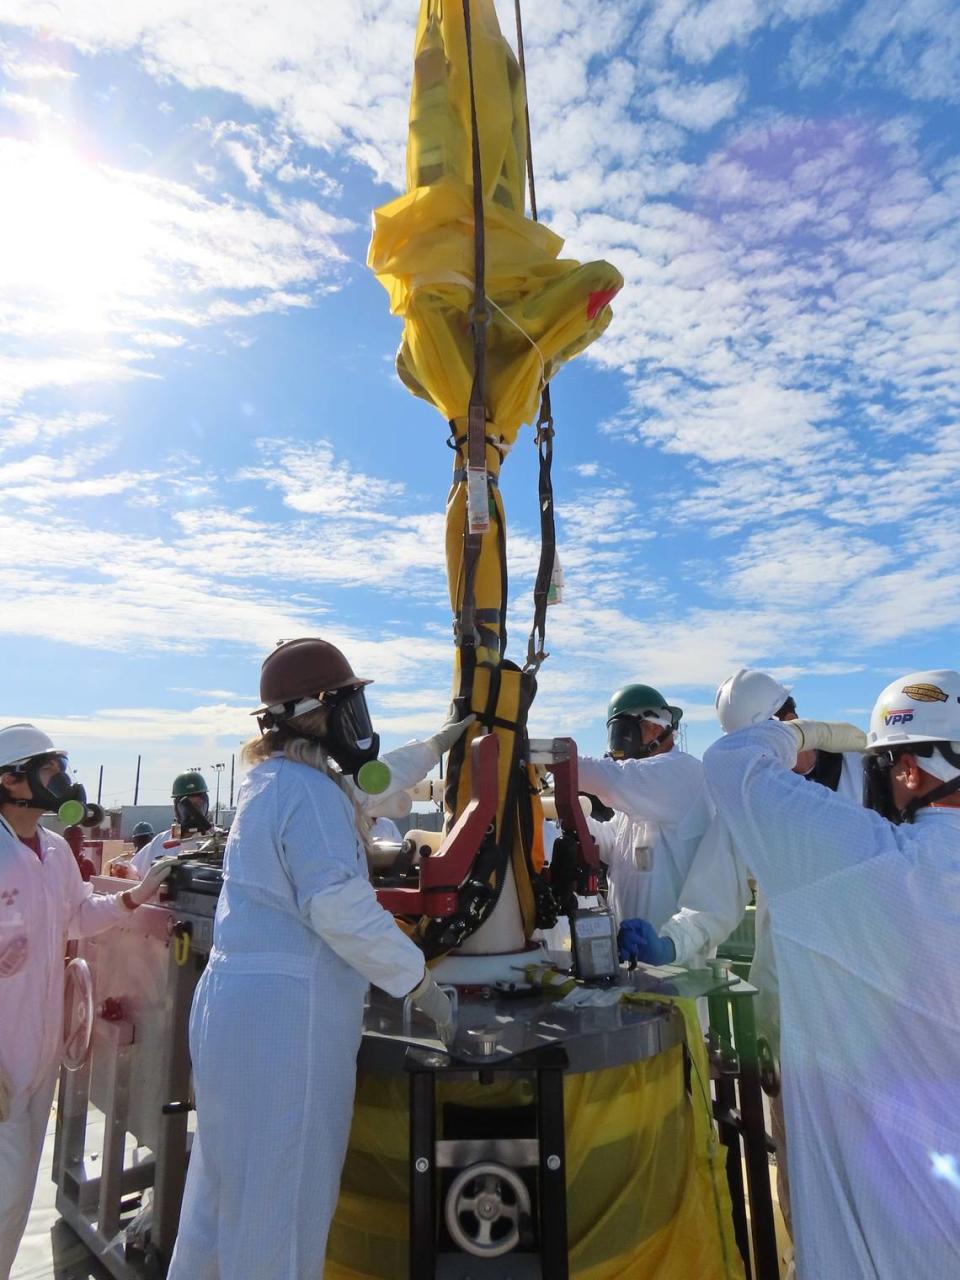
<box><xmin>571</xmin><ymin>907</ymin><xmax>619</xmax><ymax>982</ymax></box>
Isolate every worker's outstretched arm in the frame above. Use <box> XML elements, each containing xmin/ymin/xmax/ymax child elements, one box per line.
<box><xmin>63</xmin><ymin>847</ymin><xmax>129</xmax><ymax>938</ymax></box>
<box><xmin>576</xmin><ymin>750</ymin><xmax>705</xmax><ymax>825</ymax></box>
<box><xmin>704</xmin><ymin>722</ymin><xmax>892</xmax><ymax>899</ymax></box>
<box><xmin>352</xmin><ymin>715</ymin><xmax>474</xmax><ymax>818</ymax></box>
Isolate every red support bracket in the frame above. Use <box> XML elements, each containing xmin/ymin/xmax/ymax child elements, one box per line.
<box><xmin>376</xmin><ymin>732</ymin><xmax>500</xmax><ymax>919</ymax></box>
<box><xmin>528</xmin><ymin>737</ymin><xmax>600</xmax><ymax>894</ymax></box>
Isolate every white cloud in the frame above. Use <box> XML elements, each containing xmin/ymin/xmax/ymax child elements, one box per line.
<box><xmin>0</xmin><ymin>135</ymin><xmax>352</xmax><ymax>409</ymax></box>
<box><xmin>0</xmin><ymin>409</ymin><xmax>111</xmax><ymax>453</ymax></box>
<box><xmin>671</xmin><ymin>0</ymin><xmax>768</xmax><ymax>65</ymax></box>
<box><xmin>787</xmin><ymin>0</ymin><xmax>960</xmax><ymax>104</ymax></box>
<box><xmin>653</xmin><ymin>76</ymin><xmax>744</xmax><ymax>130</ymax></box>
<box><xmin>235</xmin><ymin>438</ymin><xmax>406</xmax><ymax>520</ymax></box>
<box><xmin>0</xmin><ymin>42</ymin><xmax>76</xmax><ymax>81</ymax></box>
<box><xmin>0</xmin><ymin>89</ymin><xmax>58</xmax><ymax>118</ymax></box>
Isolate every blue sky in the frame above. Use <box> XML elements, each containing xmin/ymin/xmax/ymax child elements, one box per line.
<box><xmin>0</xmin><ymin>0</ymin><xmax>957</xmax><ymax>807</ymax></box>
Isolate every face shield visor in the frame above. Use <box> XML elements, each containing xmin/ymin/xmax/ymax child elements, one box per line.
<box><xmin>324</xmin><ymin>687</ymin><xmax>390</xmax><ymax>794</ymax></box>
<box><xmin>175</xmin><ymin>791</ymin><xmax>212</xmax><ymax>834</ymax></box>
<box><xmin>606</xmin><ymin>709</ymin><xmax>674</xmax><ymax>760</ymax></box>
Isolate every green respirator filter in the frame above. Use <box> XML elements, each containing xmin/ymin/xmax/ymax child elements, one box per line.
<box><xmin>356</xmin><ymin>759</ymin><xmax>391</xmax><ymax>795</ymax></box>
<box><xmin>58</xmin><ymin>798</ymin><xmax>86</xmax><ymax>826</ymax></box>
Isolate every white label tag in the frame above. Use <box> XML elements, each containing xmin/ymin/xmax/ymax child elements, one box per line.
<box><xmin>633</xmin><ymin>844</ymin><xmax>652</xmax><ymax>871</ymax></box>
<box><xmin>576</xmin><ymin>914</ymin><xmax>612</xmax><ymax>938</ymax></box>
<box><xmin>467</xmin><ymin>466</ymin><xmax>489</xmax><ymax>534</ymax></box>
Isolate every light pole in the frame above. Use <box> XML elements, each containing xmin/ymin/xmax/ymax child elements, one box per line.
<box><xmin>210</xmin><ymin>762</ymin><xmax>225</xmax><ymax>826</ymax></box>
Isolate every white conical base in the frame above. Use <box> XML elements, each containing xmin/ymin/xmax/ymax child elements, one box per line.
<box><xmin>431</xmin><ymin>940</ymin><xmax>548</xmax><ymax>987</ymax></box>
<box><xmin>458</xmin><ymin>863</ymin><xmax>525</xmax><ymax>955</ymax></box>
<box><xmin>431</xmin><ymin>864</ymin><xmax>545</xmax><ymax>986</ymax></box>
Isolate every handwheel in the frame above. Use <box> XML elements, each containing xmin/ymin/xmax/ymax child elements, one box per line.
<box><xmin>757</xmin><ymin>1035</ymin><xmax>781</xmax><ymax>1098</ymax></box>
<box><xmin>62</xmin><ymin>958</ymin><xmax>95</xmax><ymax>1071</ymax></box>
<box><xmin>444</xmin><ymin>1161</ymin><xmax>531</xmax><ymax>1258</ymax></box>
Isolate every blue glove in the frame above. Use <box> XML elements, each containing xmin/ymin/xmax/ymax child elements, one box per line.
<box><xmin>617</xmin><ymin>918</ymin><xmax>676</xmax><ymax>967</ymax></box>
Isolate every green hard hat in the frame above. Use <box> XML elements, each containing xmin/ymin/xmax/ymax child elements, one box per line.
<box><xmin>132</xmin><ymin>821</ymin><xmax>155</xmax><ymax>838</ymax></box>
<box><xmin>607</xmin><ymin>684</ymin><xmax>682</xmax><ymax>730</ymax></box>
<box><xmin>172</xmin><ymin>771</ymin><xmax>208</xmax><ymax>799</ymax></box>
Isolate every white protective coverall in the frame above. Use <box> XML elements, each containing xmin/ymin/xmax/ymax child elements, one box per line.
<box><xmin>576</xmin><ymin>751</ymin><xmax>711</xmax><ymax>930</ymax></box>
<box><xmin>663</xmin><ymin>753</ymin><xmax>863</xmax><ymax>1049</ymax></box>
<box><xmin>369</xmin><ymin>815</ymin><xmax>403</xmax><ymax>843</ymax></box>
<box><xmin>166</xmin><ymin>756</ymin><xmax>427</xmax><ymax>1280</ymax></box>
<box><xmin>704</xmin><ymin>722</ymin><xmax>960</xmax><ymax>1280</ymax></box>
<box><xmin>0</xmin><ymin>816</ymin><xmax>127</xmax><ymax>1277</ymax></box>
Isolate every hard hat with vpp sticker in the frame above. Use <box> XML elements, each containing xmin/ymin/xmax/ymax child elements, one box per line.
<box><xmin>867</xmin><ymin>670</ymin><xmax>960</xmax><ymax>751</ymax></box>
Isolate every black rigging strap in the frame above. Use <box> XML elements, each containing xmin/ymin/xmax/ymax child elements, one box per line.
<box><xmin>457</xmin><ymin>0</ymin><xmax>489</xmax><ymax>662</ymax></box>
<box><xmin>525</xmin><ymin>388</ymin><xmax>555</xmax><ymax>672</ymax></box>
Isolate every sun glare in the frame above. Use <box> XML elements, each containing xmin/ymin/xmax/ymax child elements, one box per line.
<box><xmin>1</xmin><ymin>141</ymin><xmax>163</xmax><ymax>335</ymax></box>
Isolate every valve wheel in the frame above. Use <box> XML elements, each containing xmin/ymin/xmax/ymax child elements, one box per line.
<box><xmin>62</xmin><ymin>958</ymin><xmax>95</xmax><ymax>1072</ymax></box>
<box><xmin>757</xmin><ymin>1035</ymin><xmax>781</xmax><ymax>1098</ymax></box>
<box><xmin>444</xmin><ymin>1161</ymin><xmax>531</xmax><ymax>1258</ymax></box>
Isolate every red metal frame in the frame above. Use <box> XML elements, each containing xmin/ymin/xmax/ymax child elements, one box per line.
<box><xmin>548</xmin><ymin>738</ymin><xmax>600</xmax><ymax>892</ymax></box>
<box><xmin>376</xmin><ymin>732</ymin><xmax>500</xmax><ymax>918</ymax></box>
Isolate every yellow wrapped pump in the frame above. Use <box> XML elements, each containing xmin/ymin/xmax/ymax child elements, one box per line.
<box><xmin>369</xmin><ymin>0</ymin><xmax>622</xmax><ymax>955</ymax></box>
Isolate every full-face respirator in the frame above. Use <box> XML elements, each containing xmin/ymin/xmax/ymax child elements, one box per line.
<box><xmin>321</xmin><ymin>686</ymin><xmax>390</xmax><ymax>794</ymax></box>
<box><xmin>174</xmin><ymin>792</ymin><xmax>213</xmax><ymax>835</ymax></box>
<box><xmin>2</xmin><ymin>753</ymin><xmax>105</xmax><ymax>827</ymax></box>
<box><xmin>258</xmin><ymin>685</ymin><xmax>391</xmax><ymax>795</ymax></box>
<box><xmin>606</xmin><ymin>711</ymin><xmax>675</xmax><ymax>761</ymax></box>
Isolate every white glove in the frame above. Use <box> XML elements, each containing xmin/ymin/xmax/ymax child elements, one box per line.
<box><xmin>409</xmin><ymin>970</ymin><xmax>455</xmax><ymax>1045</ymax></box>
<box><xmin>786</xmin><ymin>720</ymin><xmax>867</xmax><ymax>755</ymax></box>
<box><xmin>424</xmin><ymin>712</ymin><xmax>475</xmax><ymax>760</ymax></box>
<box><xmin>127</xmin><ymin>856</ymin><xmax>177</xmax><ymax>907</ymax></box>
<box><xmin>0</xmin><ymin>1064</ymin><xmax>12</xmax><ymax>1122</ymax></box>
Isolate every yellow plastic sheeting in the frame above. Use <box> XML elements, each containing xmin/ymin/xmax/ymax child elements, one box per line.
<box><xmin>368</xmin><ymin>0</ymin><xmax>623</xmax><ymax>445</ymax></box>
<box><xmin>325</xmin><ymin>1046</ymin><xmax>743</xmax><ymax>1278</ymax></box>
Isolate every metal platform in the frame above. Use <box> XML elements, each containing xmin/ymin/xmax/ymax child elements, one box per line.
<box><xmin>44</xmin><ymin>868</ymin><xmax>778</xmax><ymax>1280</ymax></box>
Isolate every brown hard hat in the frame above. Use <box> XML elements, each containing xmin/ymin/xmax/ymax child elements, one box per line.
<box><xmin>256</xmin><ymin>638</ymin><xmax>371</xmax><ymax>713</ymax></box>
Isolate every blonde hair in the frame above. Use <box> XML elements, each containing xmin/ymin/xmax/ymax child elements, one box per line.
<box><xmin>241</xmin><ymin>708</ymin><xmax>374</xmax><ymax>853</ymax></box>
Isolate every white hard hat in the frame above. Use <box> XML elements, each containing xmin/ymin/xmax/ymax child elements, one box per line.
<box><xmin>0</xmin><ymin>723</ymin><xmax>63</xmax><ymax>771</ymax></box>
<box><xmin>867</xmin><ymin>670</ymin><xmax>960</xmax><ymax>752</ymax></box>
<box><xmin>715</xmin><ymin>669</ymin><xmax>792</xmax><ymax>734</ymax></box>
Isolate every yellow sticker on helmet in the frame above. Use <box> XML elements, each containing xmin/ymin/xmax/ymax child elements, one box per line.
<box><xmin>902</xmin><ymin>683</ymin><xmax>948</xmax><ymax>703</ymax></box>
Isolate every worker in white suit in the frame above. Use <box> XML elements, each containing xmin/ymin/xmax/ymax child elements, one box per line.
<box><xmin>573</xmin><ymin>683</ymin><xmax>710</xmax><ymax>930</ymax></box>
<box><xmin>167</xmin><ymin>638</ymin><xmax>469</xmax><ymax>1280</ymax></box>
<box><xmin>620</xmin><ymin>669</ymin><xmax>862</xmax><ymax>1234</ymax></box>
<box><xmin>0</xmin><ymin>724</ymin><xmax>169</xmax><ymax>1278</ymax></box>
<box><xmin>702</xmin><ymin>669</ymin><xmax>960</xmax><ymax>1280</ymax></box>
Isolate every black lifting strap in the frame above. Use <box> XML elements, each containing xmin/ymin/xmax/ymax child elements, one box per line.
<box><xmin>525</xmin><ymin>387</ymin><xmax>556</xmax><ymax>673</ymax></box>
<box><xmin>457</xmin><ymin>0</ymin><xmax>489</xmax><ymax>659</ymax></box>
